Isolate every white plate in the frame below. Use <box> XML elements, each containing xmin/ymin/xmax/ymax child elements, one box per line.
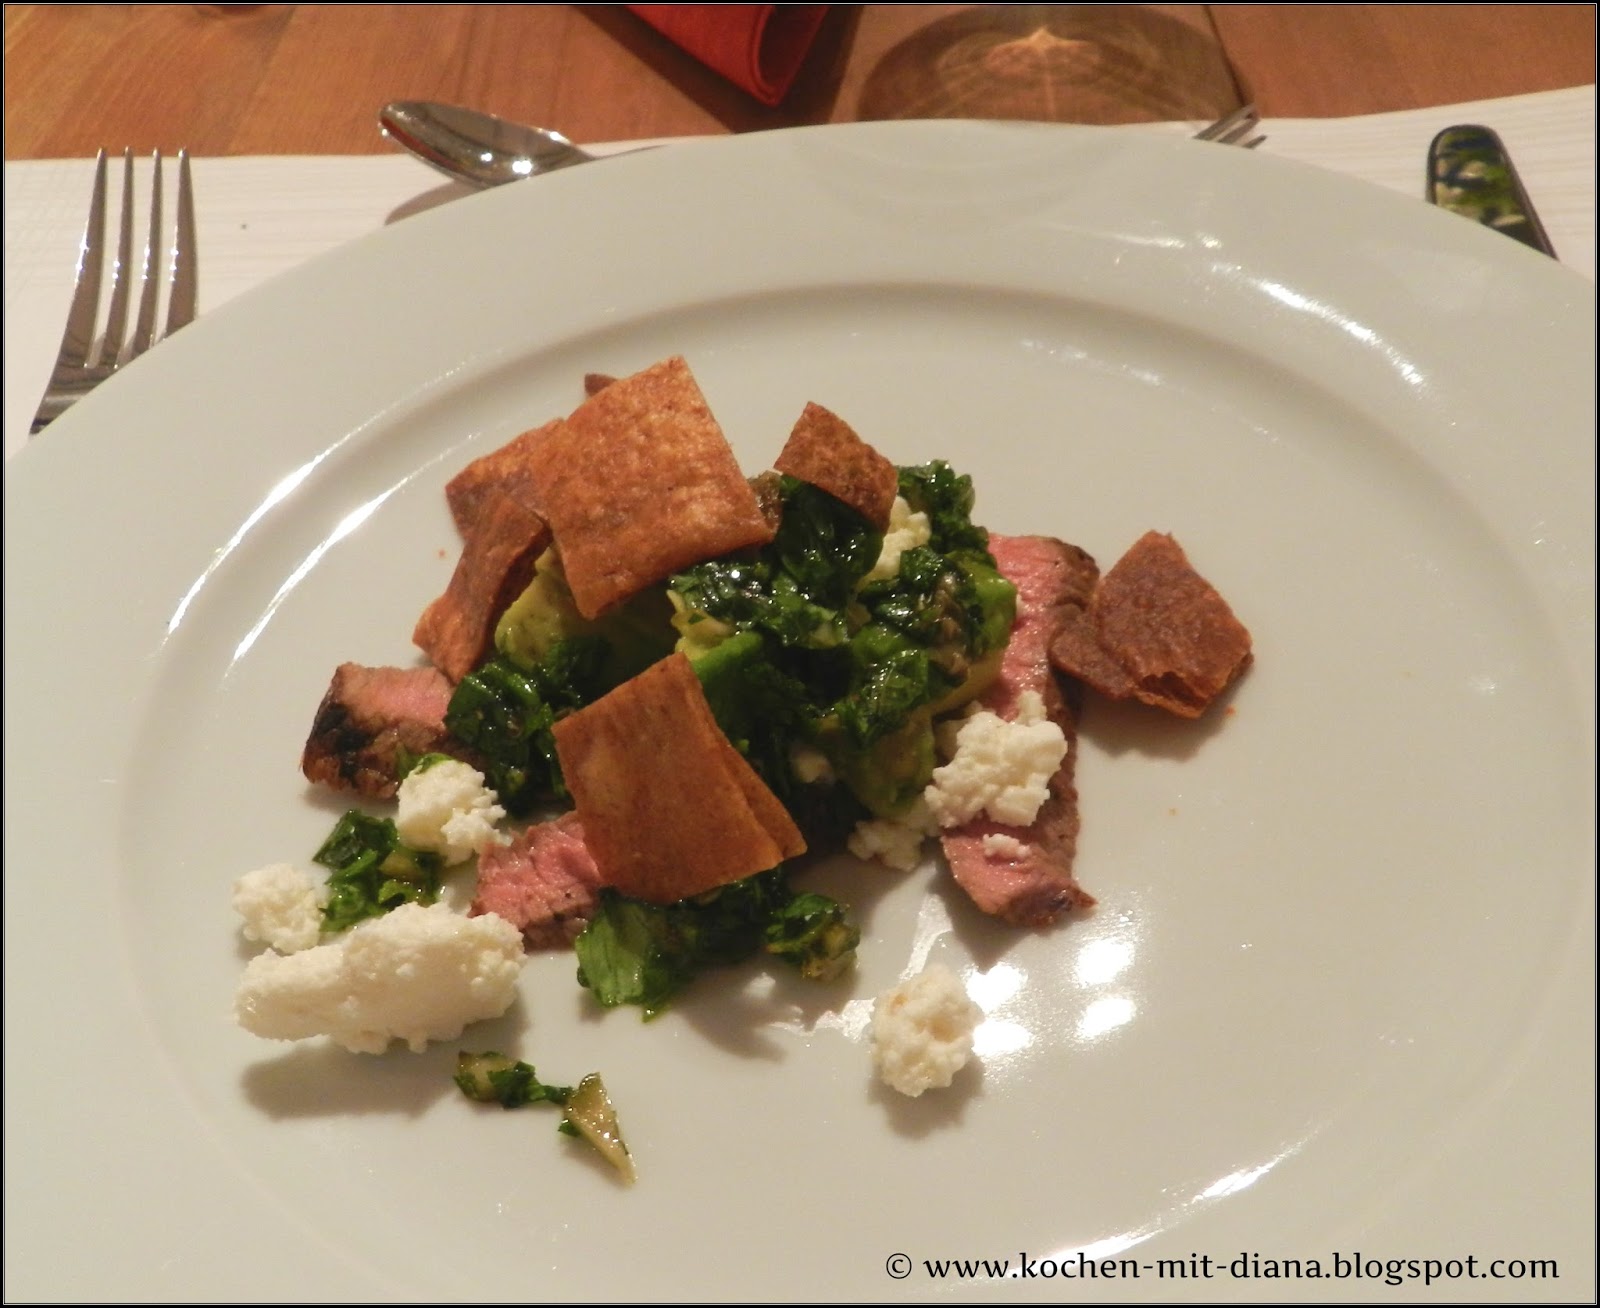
<box><xmin>4</xmin><ymin>121</ymin><xmax>1594</xmax><ymax>1303</ymax></box>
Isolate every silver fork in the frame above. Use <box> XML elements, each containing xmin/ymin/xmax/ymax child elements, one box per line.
<box><xmin>1194</xmin><ymin>103</ymin><xmax>1266</xmax><ymax>149</ymax></box>
<box><xmin>30</xmin><ymin>147</ymin><xmax>197</xmax><ymax>434</ymax></box>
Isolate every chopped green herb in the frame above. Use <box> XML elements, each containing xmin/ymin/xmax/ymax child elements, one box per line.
<box><xmin>313</xmin><ymin>810</ymin><xmax>440</xmax><ymax>933</ymax></box>
<box><xmin>455</xmin><ymin>1056</ymin><xmax>632</xmax><ymax>1183</ymax></box>
<box><xmin>453</xmin><ymin>1051</ymin><xmax>572</xmax><ymax>1108</ymax></box>
<box><xmin>443</xmin><ymin>639</ymin><xmax>612</xmax><ymax>814</ymax></box>
<box><xmin>573</xmin><ymin>869</ymin><xmax>857</xmax><ymax>1018</ymax></box>
<box><xmin>763</xmin><ymin>892</ymin><xmax>861</xmax><ymax>982</ymax></box>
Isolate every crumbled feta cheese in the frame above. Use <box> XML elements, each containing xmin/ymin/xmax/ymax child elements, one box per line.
<box><xmin>848</xmin><ymin>799</ymin><xmax>936</xmax><ymax>871</ymax></box>
<box><xmin>981</xmin><ymin>833</ymin><xmax>1028</xmax><ymax>860</ymax></box>
<box><xmin>864</xmin><ymin>495</ymin><xmax>932</xmax><ymax>582</ymax></box>
<box><xmin>234</xmin><ymin>902</ymin><xmax>524</xmax><ymax>1054</ymax></box>
<box><xmin>232</xmin><ymin>863</ymin><xmax>327</xmax><ymax>953</ymax></box>
<box><xmin>923</xmin><ymin>690</ymin><xmax>1067</xmax><ymax>829</ymax></box>
<box><xmin>395</xmin><ymin>758</ymin><xmax>507</xmax><ymax>864</ymax></box>
<box><xmin>789</xmin><ymin>743</ymin><xmax>835</xmax><ymax>786</ymax></box>
<box><xmin>870</xmin><ymin>963</ymin><xmax>982</xmax><ymax>1096</ymax></box>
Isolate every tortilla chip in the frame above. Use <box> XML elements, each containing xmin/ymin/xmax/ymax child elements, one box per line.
<box><xmin>551</xmin><ymin>653</ymin><xmax>805</xmax><ymax>903</ymax></box>
<box><xmin>772</xmin><ymin>401</ymin><xmax>898</xmax><ymax>530</ymax></box>
<box><xmin>1051</xmin><ymin>531</ymin><xmax>1251</xmax><ymax>718</ymax></box>
<box><xmin>445</xmin><ymin>419</ymin><xmax>560</xmax><ymax>537</ymax></box>
<box><xmin>413</xmin><ymin>491</ymin><xmax>552</xmax><ymax>682</ymax></box>
<box><xmin>519</xmin><ymin>356</ymin><xmax>774</xmax><ymax>619</ymax></box>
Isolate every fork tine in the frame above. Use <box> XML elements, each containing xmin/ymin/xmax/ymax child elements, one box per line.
<box><xmin>1195</xmin><ymin>103</ymin><xmax>1265</xmax><ymax>148</ymax></box>
<box><xmin>97</xmin><ymin>149</ymin><xmax>137</xmax><ymax>366</ymax></box>
<box><xmin>166</xmin><ymin>150</ymin><xmax>198</xmax><ymax>334</ymax></box>
<box><xmin>51</xmin><ymin>149</ymin><xmax>109</xmax><ymax>371</ymax></box>
<box><xmin>129</xmin><ymin>149</ymin><xmax>164</xmax><ymax>358</ymax></box>
<box><xmin>32</xmin><ymin>144</ymin><xmax>200</xmax><ymax>435</ymax></box>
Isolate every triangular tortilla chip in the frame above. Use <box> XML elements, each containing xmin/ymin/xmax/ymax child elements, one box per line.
<box><xmin>444</xmin><ymin>419</ymin><xmax>560</xmax><ymax>538</ymax></box>
<box><xmin>551</xmin><ymin>653</ymin><xmax>805</xmax><ymax>903</ymax></box>
<box><xmin>1050</xmin><ymin>531</ymin><xmax>1251</xmax><ymax>718</ymax></box>
<box><xmin>520</xmin><ymin>357</ymin><xmax>775</xmax><ymax>619</ymax></box>
<box><xmin>773</xmin><ymin>401</ymin><xmax>898</xmax><ymax>529</ymax></box>
<box><xmin>413</xmin><ymin>491</ymin><xmax>552</xmax><ymax>682</ymax></box>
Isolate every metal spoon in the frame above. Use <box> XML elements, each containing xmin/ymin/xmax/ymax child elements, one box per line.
<box><xmin>378</xmin><ymin>100</ymin><xmax>602</xmax><ymax>189</ymax></box>
<box><xmin>1426</xmin><ymin>124</ymin><xmax>1557</xmax><ymax>258</ymax></box>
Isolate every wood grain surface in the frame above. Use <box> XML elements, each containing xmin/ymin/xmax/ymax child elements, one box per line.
<box><xmin>3</xmin><ymin>3</ymin><xmax>1594</xmax><ymax>159</ymax></box>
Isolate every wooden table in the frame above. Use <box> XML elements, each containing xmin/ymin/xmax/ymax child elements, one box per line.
<box><xmin>4</xmin><ymin>3</ymin><xmax>1594</xmax><ymax>159</ymax></box>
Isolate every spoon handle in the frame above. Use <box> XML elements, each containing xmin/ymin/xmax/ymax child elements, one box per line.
<box><xmin>1426</xmin><ymin>124</ymin><xmax>1556</xmax><ymax>258</ymax></box>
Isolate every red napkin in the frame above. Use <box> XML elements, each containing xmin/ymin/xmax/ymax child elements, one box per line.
<box><xmin>625</xmin><ymin>5</ymin><xmax>830</xmax><ymax>107</ymax></box>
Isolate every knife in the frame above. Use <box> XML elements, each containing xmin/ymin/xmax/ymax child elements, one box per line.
<box><xmin>1426</xmin><ymin>124</ymin><xmax>1557</xmax><ymax>258</ymax></box>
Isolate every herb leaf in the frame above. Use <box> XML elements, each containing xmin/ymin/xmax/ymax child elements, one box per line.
<box><xmin>313</xmin><ymin>810</ymin><xmax>440</xmax><ymax>933</ymax></box>
<box><xmin>573</xmin><ymin>869</ymin><xmax>857</xmax><ymax>1018</ymax></box>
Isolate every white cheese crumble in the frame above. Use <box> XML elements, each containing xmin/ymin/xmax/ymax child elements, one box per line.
<box><xmin>870</xmin><ymin>963</ymin><xmax>982</xmax><ymax>1096</ymax></box>
<box><xmin>848</xmin><ymin>798</ymin><xmax>936</xmax><ymax>871</ymax></box>
<box><xmin>864</xmin><ymin>495</ymin><xmax>932</xmax><ymax>583</ymax></box>
<box><xmin>923</xmin><ymin>690</ymin><xmax>1067</xmax><ymax>829</ymax></box>
<box><xmin>395</xmin><ymin>758</ymin><xmax>508</xmax><ymax>864</ymax></box>
<box><xmin>234</xmin><ymin>902</ymin><xmax>525</xmax><ymax>1054</ymax></box>
<box><xmin>981</xmin><ymin>832</ymin><xmax>1028</xmax><ymax>860</ymax></box>
<box><xmin>789</xmin><ymin>743</ymin><xmax>835</xmax><ymax>786</ymax></box>
<box><xmin>232</xmin><ymin>863</ymin><xmax>328</xmax><ymax>954</ymax></box>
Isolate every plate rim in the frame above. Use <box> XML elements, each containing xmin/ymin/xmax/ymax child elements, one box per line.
<box><xmin>4</xmin><ymin>119</ymin><xmax>1594</xmax><ymax>1303</ymax></box>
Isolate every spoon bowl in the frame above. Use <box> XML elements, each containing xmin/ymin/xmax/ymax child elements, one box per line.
<box><xmin>378</xmin><ymin>101</ymin><xmax>599</xmax><ymax>189</ymax></box>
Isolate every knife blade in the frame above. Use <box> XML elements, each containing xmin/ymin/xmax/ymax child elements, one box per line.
<box><xmin>1426</xmin><ymin>124</ymin><xmax>1556</xmax><ymax>258</ymax></box>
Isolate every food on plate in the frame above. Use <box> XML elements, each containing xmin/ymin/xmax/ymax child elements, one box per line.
<box><xmin>511</xmin><ymin>354</ymin><xmax>776</xmax><ymax>620</ymax></box>
<box><xmin>870</xmin><ymin>963</ymin><xmax>983</xmax><ymax>1097</ymax></box>
<box><xmin>444</xmin><ymin>418</ymin><xmax>558</xmax><ymax>535</ymax></box>
<box><xmin>232</xmin><ymin>863</ymin><xmax>327</xmax><ymax>954</ymax></box>
<box><xmin>300</xmin><ymin>663</ymin><xmax>460</xmax><ymax>799</ymax></box>
<box><xmin>1048</xmin><ymin>530</ymin><xmax>1252</xmax><ymax>718</ymax></box>
<box><xmin>234</xmin><ymin>352</ymin><xmax>1253</xmax><ymax>1172</ymax></box>
<box><xmin>234</xmin><ymin>902</ymin><xmax>524</xmax><ymax>1054</ymax></box>
<box><xmin>936</xmin><ymin>534</ymin><xmax>1100</xmax><ymax>927</ymax></box>
<box><xmin>454</xmin><ymin>1054</ymin><xmax>636</xmax><ymax>1184</ymax></box>
<box><xmin>394</xmin><ymin>756</ymin><xmax>508</xmax><ymax>865</ymax></box>
<box><xmin>573</xmin><ymin>868</ymin><xmax>860</xmax><ymax>1017</ymax></box>
<box><xmin>413</xmin><ymin>491</ymin><xmax>552</xmax><ymax>682</ymax></box>
<box><xmin>552</xmin><ymin>651</ymin><xmax>806</xmax><ymax>903</ymax></box>
<box><xmin>312</xmin><ymin>808</ymin><xmax>445</xmax><ymax>932</ymax></box>
<box><xmin>471</xmin><ymin>811</ymin><xmax>603</xmax><ymax>948</ymax></box>
<box><xmin>772</xmin><ymin>401</ymin><xmax>898</xmax><ymax>529</ymax></box>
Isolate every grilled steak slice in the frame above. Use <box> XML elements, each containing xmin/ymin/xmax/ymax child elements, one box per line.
<box><xmin>300</xmin><ymin>662</ymin><xmax>457</xmax><ymax>799</ymax></box>
<box><xmin>940</xmin><ymin>534</ymin><xmax>1099</xmax><ymax>928</ymax></box>
<box><xmin>471</xmin><ymin>812</ymin><xmax>602</xmax><ymax>948</ymax></box>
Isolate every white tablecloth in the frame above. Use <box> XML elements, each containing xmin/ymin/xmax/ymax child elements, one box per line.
<box><xmin>5</xmin><ymin>86</ymin><xmax>1593</xmax><ymax>461</ymax></box>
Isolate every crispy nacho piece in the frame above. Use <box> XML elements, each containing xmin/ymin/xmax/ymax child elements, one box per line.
<box><xmin>444</xmin><ymin>419</ymin><xmax>560</xmax><ymax>539</ymax></box>
<box><xmin>551</xmin><ymin>653</ymin><xmax>805</xmax><ymax>904</ymax></box>
<box><xmin>521</xmin><ymin>356</ymin><xmax>775</xmax><ymax>619</ymax></box>
<box><xmin>413</xmin><ymin>491</ymin><xmax>552</xmax><ymax>682</ymax></box>
<box><xmin>1050</xmin><ymin>531</ymin><xmax>1251</xmax><ymax>718</ymax></box>
<box><xmin>772</xmin><ymin>401</ymin><xmax>898</xmax><ymax>530</ymax></box>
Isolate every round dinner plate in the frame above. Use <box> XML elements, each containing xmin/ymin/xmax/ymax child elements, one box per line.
<box><xmin>4</xmin><ymin>120</ymin><xmax>1594</xmax><ymax>1303</ymax></box>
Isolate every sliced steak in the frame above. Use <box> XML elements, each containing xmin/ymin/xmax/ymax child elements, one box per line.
<box><xmin>471</xmin><ymin>812</ymin><xmax>602</xmax><ymax>948</ymax></box>
<box><xmin>300</xmin><ymin>662</ymin><xmax>458</xmax><ymax>799</ymax></box>
<box><xmin>939</xmin><ymin>535</ymin><xmax>1099</xmax><ymax>928</ymax></box>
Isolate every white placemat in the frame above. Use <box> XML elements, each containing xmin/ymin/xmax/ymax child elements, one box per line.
<box><xmin>6</xmin><ymin>87</ymin><xmax>1593</xmax><ymax>461</ymax></box>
